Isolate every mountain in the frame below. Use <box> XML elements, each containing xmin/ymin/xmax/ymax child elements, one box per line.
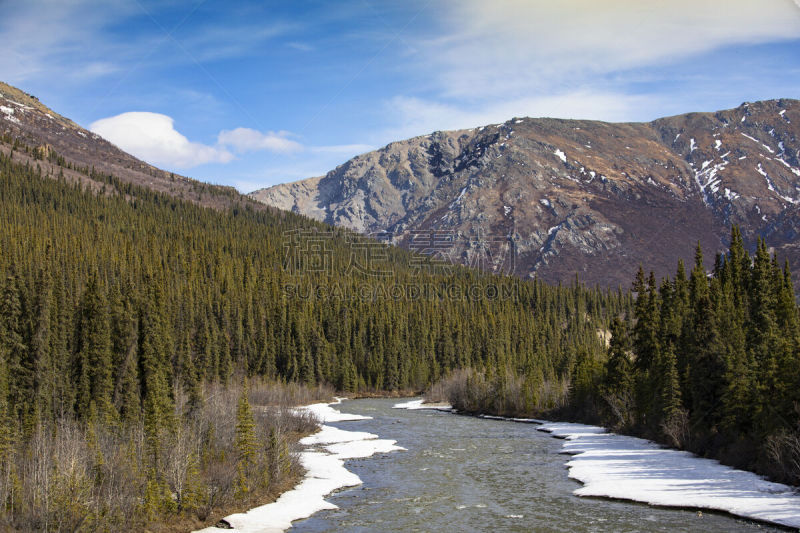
<box><xmin>251</xmin><ymin>99</ymin><xmax>800</xmax><ymax>288</ymax></box>
<box><xmin>0</xmin><ymin>81</ymin><xmax>258</xmax><ymax>211</ymax></box>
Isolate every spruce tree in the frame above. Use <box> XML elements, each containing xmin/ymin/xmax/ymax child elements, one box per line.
<box><xmin>0</xmin><ymin>274</ymin><xmax>30</xmax><ymax>426</ymax></box>
<box><xmin>749</xmin><ymin>239</ymin><xmax>780</xmax><ymax>431</ymax></box>
<box><xmin>687</xmin><ymin>244</ymin><xmax>724</xmax><ymax>431</ymax></box>
<box><xmin>0</xmin><ymin>344</ymin><xmax>11</xmax><ymax>468</ymax></box>
<box><xmin>30</xmin><ymin>267</ymin><xmax>53</xmax><ymax>423</ymax></box>
<box><xmin>657</xmin><ymin>344</ymin><xmax>682</xmax><ymax>427</ymax></box>
<box><xmin>75</xmin><ymin>274</ymin><xmax>116</xmax><ymax>421</ymax></box>
<box><xmin>602</xmin><ymin>317</ymin><xmax>633</xmax><ymax>427</ymax></box>
<box><xmin>234</xmin><ymin>381</ymin><xmax>259</xmax><ymax>499</ymax></box>
<box><xmin>139</xmin><ymin>282</ymin><xmax>175</xmax><ymax>462</ymax></box>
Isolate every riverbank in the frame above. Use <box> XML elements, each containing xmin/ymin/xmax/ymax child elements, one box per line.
<box><xmin>195</xmin><ymin>399</ymin><xmax>404</xmax><ymax>533</ymax></box>
<box><xmin>394</xmin><ymin>399</ymin><xmax>800</xmax><ymax>530</ymax></box>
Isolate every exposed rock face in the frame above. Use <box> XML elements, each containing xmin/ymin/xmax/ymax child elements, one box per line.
<box><xmin>251</xmin><ymin>100</ymin><xmax>800</xmax><ymax>288</ymax></box>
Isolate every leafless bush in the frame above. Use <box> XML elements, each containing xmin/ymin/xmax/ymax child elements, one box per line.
<box><xmin>429</xmin><ymin>368</ymin><xmax>489</xmax><ymax>413</ymax></box>
<box><xmin>162</xmin><ymin>424</ymin><xmax>202</xmax><ymax>508</ymax></box>
<box><xmin>538</xmin><ymin>379</ymin><xmax>571</xmax><ymax>411</ymax></box>
<box><xmin>259</xmin><ymin>406</ymin><xmax>319</xmax><ymax>437</ymax></box>
<box><xmin>660</xmin><ymin>408</ymin><xmax>690</xmax><ymax>449</ymax></box>
<box><xmin>429</xmin><ymin>368</ymin><xmax>570</xmax><ymax>417</ymax></box>
<box><xmin>765</xmin><ymin>429</ymin><xmax>800</xmax><ymax>486</ymax></box>
<box><xmin>202</xmin><ymin>457</ymin><xmax>237</xmax><ymax>514</ymax></box>
<box><xmin>248</xmin><ymin>380</ymin><xmax>334</xmax><ymax>408</ymax></box>
<box><xmin>424</xmin><ymin>379</ymin><xmax>449</xmax><ymax>403</ymax></box>
<box><xmin>602</xmin><ymin>388</ymin><xmax>636</xmax><ymax>430</ymax></box>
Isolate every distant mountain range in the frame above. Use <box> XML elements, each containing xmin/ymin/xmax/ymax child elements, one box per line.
<box><xmin>250</xmin><ymin>99</ymin><xmax>800</xmax><ymax>289</ymax></box>
<box><xmin>2</xmin><ymin>80</ymin><xmax>799</xmax><ymax>289</ymax></box>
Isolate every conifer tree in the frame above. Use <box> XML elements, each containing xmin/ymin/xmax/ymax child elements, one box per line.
<box><xmin>604</xmin><ymin>318</ymin><xmax>632</xmax><ymax>393</ymax></box>
<box><xmin>139</xmin><ymin>283</ymin><xmax>175</xmax><ymax>461</ymax></box>
<box><xmin>0</xmin><ymin>344</ymin><xmax>11</xmax><ymax>467</ymax></box>
<box><xmin>717</xmin><ymin>257</ymin><xmax>753</xmax><ymax>435</ymax></box>
<box><xmin>75</xmin><ymin>274</ymin><xmax>116</xmax><ymax>421</ymax></box>
<box><xmin>235</xmin><ymin>382</ymin><xmax>258</xmax><ymax>468</ymax></box>
<box><xmin>602</xmin><ymin>317</ymin><xmax>633</xmax><ymax>427</ymax></box>
<box><xmin>657</xmin><ymin>344</ymin><xmax>682</xmax><ymax>426</ymax></box>
<box><xmin>632</xmin><ymin>269</ymin><xmax>661</xmax><ymax>372</ymax></box>
<box><xmin>1</xmin><ymin>273</ymin><xmax>31</xmax><ymax>426</ymax></box>
<box><xmin>234</xmin><ymin>381</ymin><xmax>259</xmax><ymax>499</ymax></box>
<box><xmin>48</xmin><ymin>274</ymin><xmax>74</xmax><ymax>419</ymax></box>
<box><xmin>29</xmin><ymin>267</ymin><xmax>52</xmax><ymax>423</ymax></box>
<box><xmin>749</xmin><ymin>239</ymin><xmax>780</xmax><ymax>430</ymax></box>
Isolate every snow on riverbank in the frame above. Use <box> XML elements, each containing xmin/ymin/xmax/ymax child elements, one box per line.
<box><xmin>195</xmin><ymin>398</ymin><xmax>404</xmax><ymax>533</ymax></box>
<box><xmin>392</xmin><ymin>398</ymin><xmax>453</xmax><ymax>411</ymax></box>
<box><xmin>538</xmin><ymin>422</ymin><xmax>800</xmax><ymax>529</ymax></box>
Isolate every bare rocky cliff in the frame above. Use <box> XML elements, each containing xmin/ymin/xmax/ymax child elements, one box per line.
<box><xmin>251</xmin><ymin>100</ymin><xmax>800</xmax><ymax>288</ymax></box>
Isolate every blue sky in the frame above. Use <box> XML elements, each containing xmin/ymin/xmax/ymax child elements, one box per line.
<box><xmin>3</xmin><ymin>0</ymin><xmax>800</xmax><ymax>192</ymax></box>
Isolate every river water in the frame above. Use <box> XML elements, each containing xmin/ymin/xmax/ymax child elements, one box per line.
<box><xmin>292</xmin><ymin>398</ymin><xmax>779</xmax><ymax>533</ymax></box>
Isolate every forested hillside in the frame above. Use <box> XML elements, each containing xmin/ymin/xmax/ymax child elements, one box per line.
<box><xmin>0</xmin><ymin>140</ymin><xmax>627</xmax><ymax>530</ymax></box>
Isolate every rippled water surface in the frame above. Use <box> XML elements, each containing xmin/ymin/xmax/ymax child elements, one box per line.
<box><xmin>292</xmin><ymin>398</ymin><xmax>780</xmax><ymax>532</ymax></box>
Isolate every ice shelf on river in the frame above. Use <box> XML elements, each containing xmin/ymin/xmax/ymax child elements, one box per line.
<box><xmin>396</xmin><ymin>398</ymin><xmax>800</xmax><ymax>528</ymax></box>
<box><xmin>538</xmin><ymin>421</ymin><xmax>800</xmax><ymax>529</ymax></box>
<box><xmin>392</xmin><ymin>398</ymin><xmax>453</xmax><ymax>411</ymax></box>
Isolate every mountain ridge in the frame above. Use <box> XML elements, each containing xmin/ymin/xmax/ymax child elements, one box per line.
<box><xmin>0</xmin><ymin>80</ymin><xmax>267</xmax><ymax>213</ymax></box>
<box><xmin>250</xmin><ymin>99</ymin><xmax>800</xmax><ymax>288</ymax></box>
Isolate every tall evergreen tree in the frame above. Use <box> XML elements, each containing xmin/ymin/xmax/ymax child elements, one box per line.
<box><xmin>29</xmin><ymin>267</ymin><xmax>53</xmax><ymax>423</ymax></box>
<box><xmin>75</xmin><ymin>273</ymin><xmax>116</xmax><ymax>421</ymax></box>
<box><xmin>748</xmin><ymin>239</ymin><xmax>780</xmax><ymax>431</ymax></box>
<box><xmin>139</xmin><ymin>282</ymin><xmax>175</xmax><ymax>459</ymax></box>
<box><xmin>602</xmin><ymin>317</ymin><xmax>633</xmax><ymax>427</ymax></box>
<box><xmin>0</xmin><ymin>273</ymin><xmax>30</xmax><ymax>426</ymax></box>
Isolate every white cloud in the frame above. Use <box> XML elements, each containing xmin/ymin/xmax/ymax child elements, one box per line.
<box><xmin>286</xmin><ymin>41</ymin><xmax>315</xmax><ymax>52</ymax></box>
<box><xmin>0</xmin><ymin>1</ymin><xmax>182</xmax><ymax>86</ymax></box>
<box><xmin>428</xmin><ymin>0</ymin><xmax>800</xmax><ymax>100</ymax></box>
<box><xmin>175</xmin><ymin>22</ymin><xmax>295</xmax><ymax>63</ymax></box>
<box><xmin>90</xmin><ymin>112</ymin><xmax>234</xmax><ymax>169</ymax></box>
<box><xmin>90</xmin><ymin>111</ymin><xmax>373</xmax><ymax>179</ymax></box>
<box><xmin>217</xmin><ymin>127</ymin><xmax>303</xmax><ymax>154</ymax></box>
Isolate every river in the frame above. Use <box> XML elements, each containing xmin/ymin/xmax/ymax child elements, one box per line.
<box><xmin>291</xmin><ymin>398</ymin><xmax>779</xmax><ymax>532</ymax></box>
